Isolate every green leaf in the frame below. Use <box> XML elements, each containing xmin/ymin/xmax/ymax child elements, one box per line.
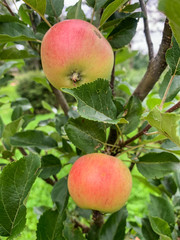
<box><xmin>137</xmin><ymin>152</ymin><xmax>180</xmax><ymax>179</ymax></box>
<box><xmin>23</xmin><ymin>0</ymin><xmax>46</xmax><ymax>16</ymax></box>
<box><xmin>133</xmin><ymin>175</ymin><xmax>161</xmax><ymax>194</ymax></box>
<box><xmin>158</xmin><ymin>0</ymin><xmax>180</xmax><ymax>46</ymax></box>
<box><xmin>39</xmin><ymin>154</ymin><xmax>61</xmax><ymax>179</ymax></box>
<box><xmin>0</xmin><ymin>15</ymin><xmax>23</xmax><ymax>23</ymax></box>
<box><xmin>46</xmin><ymin>0</ymin><xmax>64</xmax><ymax>17</ymax></box>
<box><xmin>123</xmin><ymin>2</ymin><xmax>140</xmax><ymax>12</ymax></box>
<box><xmin>0</xmin><ymin>117</ymin><xmax>4</xmax><ymax>139</ymax></box>
<box><xmin>149</xmin><ymin>216</ymin><xmax>172</xmax><ymax>239</ymax></box>
<box><xmin>62</xmin><ymin>138</ymin><xmax>73</xmax><ymax>153</ymax></box>
<box><xmin>36</xmin><ymin>209</ymin><xmax>66</xmax><ymax>240</ymax></box>
<box><xmin>122</xmin><ymin>96</ymin><xmax>142</xmax><ymax>134</ymax></box>
<box><xmin>10</xmin><ymin>130</ymin><xmax>58</xmax><ymax>149</ymax></box>
<box><xmin>55</xmin><ymin>114</ymin><xmax>68</xmax><ymax>135</ymax></box>
<box><xmin>166</xmin><ymin>37</ymin><xmax>180</xmax><ymax>75</ymax></box>
<box><xmin>118</xmin><ymin>82</ymin><xmax>133</xmax><ymax>95</ymax></box>
<box><xmin>86</xmin><ymin>0</ymin><xmax>95</xmax><ymax>8</ymax></box>
<box><xmin>0</xmin><ymin>47</ymin><xmax>36</xmax><ymax>60</ymax></box>
<box><xmin>100</xmin><ymin>0</ymin><xmax>127</xmax><ymax>27</ymax></box>
<box><xmin>108</xmin><ymin>18</ymin><xmax>138</xmax><ymax>49</ymax></box>
<box><xmin>2</xmin><ymin>117</ymin><xmax>24</xmax><ymax>150</ymax></box>
<box><xmin>11</xmin><ymin>106</ymin><xmax>23</xmax><ymax>121</ymax></box>
<box><xmin>37</xmin><ymin>178</ymin><xmax>69</xmax><ymax>239</ymax></box>
<box><xmin>148</xmin><ymin>195</ymin><xmax>175</xmax><ymax>230</ymax></box>
<box><xmin>18</xmin><ymin>4</ymin><xmax>32</xmax><ymax>25</ymax></box>
<box><xmin>22</xmin><ymin>115</ymin><xmax>35</xmax><ymax>129</ymax></box>
<box><xmin>162</xmin><ymin>174</ymin><xmax>177</xmax><ymax>195</ymax></box>
<box><xmin>86</xmin><ymin>0</ymin><xmax>108</xmax><ymax>10</ymax></box>
<box><xmin>87</xmin><ymin>224</ymin><xmax>101</xmax><ymax>240</ymax></box>
<box><xmin>142</xmin><ymin>217</ymin><xmax>159</xmax><ymax>240</ymax></box>
<box><xmin>0</xmin><ymin>75</ymin><xmax>13</xmax><ymax>87</ymax></box>
<box><xmin>0</xmin><ymin>61</ymin><xmax>21</xmax><ymax>78</ymax></box>
<box><xmin>62</xmin><ymin>79</ymin><xmax>118</xmax><ymax>124</ymax></box>
<box><xmin>0</xmin><ymin>22</ymin><xmax>36</xmax><ymax>43</ymax></box>
<box><xmin>63</xmin><ymin>222</ymin><xmax>86</xmax><ymax>240</ymax></box>
<box><xmin>99</xmin><ymin>207</ymin><xmax>128</xmax><ymax>240</ymax></box>
<box><xmin>41</xmin><ymin>100</ymin><xmax>55</xmax><ymax>113</ymax></box>
<box><xmin>145</xmin><ymin>107</ymin><xmax>180</xmax><ymax>147</ymax></box>
<box><xmin>0</xmin><ymin>153</ymin><xmax>40</xmax><ymax>238</ymax></box>
<box><xmin>11</xmin><ymin>98</ymin><xmax>33</xmax><ymax>111</ymax></box>
<box><xmin>115</xmin><ymin>47</ymin><xmax>138</xmax><ymax>64</ymax></box>
<box><xmin>95</xmin><ymin>0</ymin><xmax>109</xmax><ymax>10</ymax></box>
<box><xmin>67</xmin><ymin>1</ymin><xmax>86</xmax><ymax>20</ymax></box>
<box><xmin>51</xmin><ymin>178</ymin><xmax>69</xmax><ymax>211</ymax></box>
<box><xmin>32</xmin><ymin>74</ymin><xmax>52</xmax><ymax>92</ymax></box>
<box><xmin>159</xmin><ymin>71</ymin><xmax>180</xmax><ymax>102</ymax></box>
<box><xmin>65</xmin><ymin>117</ymin><xmax>106</xmax><ymax>153</ymax></box>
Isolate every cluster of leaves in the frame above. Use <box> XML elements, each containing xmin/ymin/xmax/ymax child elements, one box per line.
<box><xmin>0</xmin><ymin>0</ymin><xmax>180</xmax><ymax>240</ymax></box>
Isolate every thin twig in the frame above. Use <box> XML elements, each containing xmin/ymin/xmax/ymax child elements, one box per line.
<box><xmin>129</xmin><ymin>162</ymin><xmax>135</xmax><ymax>171</ymax></box>
<box><xmin>10</xmin><ymin>157</ymin><xmax>15</xmax><ymax>162</ymax></box>
<box><xmin>18</xmin><ymin>147</ymin><xmax>28</xmax><ymax>156</ymax></box>
<box><xmin>166</xmin><ymin>100</ymin><xmax>180</xmax><ymax>113</ymax></box>
<box><xmin>139</xmin><ymin>0</ymin><xmax>154</xmax><ymax>60</ymax></box>
<box><xmin>123</xmin><ymin>124</ymin><xmax>151</xmax><ymax>147</ymax></box>
<box><xmin>44</xmin><ymin>178</ymin><xmax>55</xmax><ymax>186</ymax></box>
<box><xmin>53</xmin><ymin>175</ymin><xmax>58</xmax><ymax>182</ymax></box>
<box><xmin>73</xmin><ymin>218</ymin><xmax>90</xmax><ymax>233</ymax></box>
<box><xmin>1</xmin><ymin>0</ymin><xmax>15</xmax><ymax>16</ymax></box>
<box><xmin>50</xmin><ymin>84</ymin><xmax>69</xmax><ymax>116</ymax></box>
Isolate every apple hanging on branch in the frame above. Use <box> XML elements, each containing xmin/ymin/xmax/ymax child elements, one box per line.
<box><xmin>68</xmin><ymin>153</ymin><xmax>132</xmax><ymax>213</ymax></box>
<box><xmin>41</xmin><ymin>19</ymin><xmax>114</xmax><ymax>89</ymax></box>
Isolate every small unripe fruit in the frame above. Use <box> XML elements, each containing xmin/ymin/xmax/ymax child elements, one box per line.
<box><xmin>41</xmin><ymin>19</ymin><xmax>114</xmax><ymax>89</ymax></box>
<box><xmin>68</xmin><ymin>153</ymin><xmax>132</xmax><ymax>213</ymax></box>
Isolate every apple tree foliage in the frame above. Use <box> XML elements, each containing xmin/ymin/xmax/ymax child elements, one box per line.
<box><xmin>0</xmin><ymin>0</ymin><xmax>180</xmax><ymax>239</ymax></box>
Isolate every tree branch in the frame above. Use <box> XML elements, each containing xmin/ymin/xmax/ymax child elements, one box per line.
<box><xmin>73</xmin><ymin>218</ymin><xmax>90</xmax><ymax>233</ymax></box>
<box><xmin>133</xmin><ymin>18</ymin><xmax>172</xmax><ymax>101</ymax></box>
<box><xmin>18</xmin><ymin>147</ymin><xmax>28</xmax><ymax>156</ymax></box>
<box><xmin>50</xmin><ymin>84</ymin><xmax>69</xmax><ymax>116</ymax></box>
<box><xmin>139</xmin><ymin>0</ymin><xmax>154</xmax><ymax>60</ymax></box>
<box><xmin>44</xmin><ymin>178</ymin><xmax>55</xmax><ymax>186</ymax></box>
<box><xmin>2</xmin><ymin>0</ymin><xmax>15</xmax><ymax>16</ymax></box>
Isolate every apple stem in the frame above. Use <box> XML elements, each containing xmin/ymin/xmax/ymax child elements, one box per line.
<box><xmin>92</xmin><ymin>210</ymin><xmax>104</xmax><ymax>228</ymax></box>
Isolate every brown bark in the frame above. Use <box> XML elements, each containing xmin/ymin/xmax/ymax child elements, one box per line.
<box><xmin>139</xmin><ymin>0</ymin><xmax>154</xmax><ymax>60</ymax></box>
<box><xmin>133</xmin><ymin>18</ymin><xmax>172</xmax><ymax>101</ymax></box>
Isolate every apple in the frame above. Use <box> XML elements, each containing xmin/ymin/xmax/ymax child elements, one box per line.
<box><xmin>68</xmin><ymin>153</ymin><xmax>132</xmax><ymax>213</ymax></box>
<box><xmin>41</xmin><ymin>19</ymin><xmax>114</xmax><ymax>89</ymax></box>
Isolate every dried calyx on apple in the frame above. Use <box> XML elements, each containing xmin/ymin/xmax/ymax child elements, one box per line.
<box><xmin>68</xmin><ymin>153</ymin><xmax>132</xmax><ymax>213</ymax></box>
<box><xmin>41</xmin><ymin>19</ymin><xmax>114</xmax><ymax>89</ymax></box>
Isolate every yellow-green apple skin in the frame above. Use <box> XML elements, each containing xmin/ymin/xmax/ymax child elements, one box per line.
<box><xmin>41</xmin><ymin>19</ymin><xmax>114</xmax><ymax>89</ymax></box>
<box><xmin>68</xmin><ymin>153</ymin><xmax>132</xmax><ymax>213</ymax></box>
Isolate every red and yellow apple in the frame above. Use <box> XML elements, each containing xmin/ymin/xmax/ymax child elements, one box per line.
<box><xmin>41</xmin><ymin>19</ymin><xmax>114</xmax><ymax>89</ymax></box>
<box><xmin>68</xmin><ymin>153</ymin><xmax>132</xmax><ymax>213</ymax></box>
